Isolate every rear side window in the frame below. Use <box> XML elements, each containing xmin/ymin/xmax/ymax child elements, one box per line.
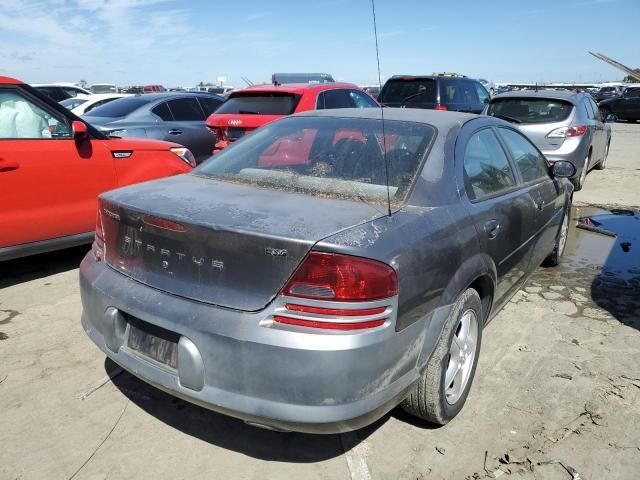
<box><xmin>487</xmin><ymin>98</ymin><xmax>573</xmax><ymax>124</ymax></box>
<box><xmin>60</xmin><ymin>97</ymin><xmax>88</xmax><ymax>110</ymax></box>
<box><xmin>151</xmin><ymin>102</ymin><xmax>173</xmax><ymax>121</ymax></box>
<box><xmin>84</xmin><ymin>98</ymin><xmax>118</xmax><ymax>114</ymax></box>
<box><xmin>626</xmin><ymin>88</ymin><xmax>640</xmax><ymax>98</ymax></box>
<box><xmin>317</xmin><ymin>89</ymin><xmax>353</xmax><ymax>109</ymax></box>
<box><xmin>378</xmin><ymin>78</ymin><xmax>437</xmax><ymax>104</ymax></box>
<box><xmin>348</xmin><ymin>90</ymin><xmax>378</xmax><ymax>108</ymax></box>
<box><xmin>215</xmin><ymin>93</ymin><xmax>301</xmax><ymax>115</ymax></box>
<box><xmin>167</xmin><ymin>98</ymin><xmax>204</xmax><ymax>121</ymax></box>
<box><xmin>440</xmin><ymin>79</ymin><xmax>479</xmax><ymax>105</ymax></box>
<box><xmin>474</xmin><ymin>82</ymin><xmax>490</xmax><ymax>104</ymax></box>
<box><xmin>85</xmin><ymin>97</ymin><xmax>151</xmax><ymax>117</ymax></box>
<box><xmin>62</xmin><ymin>88</ymin><xmax>81</xmax><ymax>98</ymax></box>
<box><xmin>36</xmin><ymin>87</ymin><xmax>66</xmax><ymax>102</ymax></box>
<box><xmin>198</xmin><ymin>97</ymin><xmax>223</xmax><ymax>116</ymax></box>
<box><xmin>498</xmin><ymin>127</ymin><xmax>549</xmax><ymax>183</ymax></box>
<box><xmin>463</xmin><ymin>129</ymin><xmax>516</xmax><ymax>200</ymax></box>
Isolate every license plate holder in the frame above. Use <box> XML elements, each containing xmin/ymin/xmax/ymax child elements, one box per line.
<box><xmin>127</xmin><ymin>318</ymin><xmax>179</xmax><ymax>369</ymax></box>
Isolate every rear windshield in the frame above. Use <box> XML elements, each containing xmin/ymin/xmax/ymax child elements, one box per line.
<box><xmin>195</xmin><ymin>116</ymin><xmax>436</xmax><ymax>205</ymax></box>
<box><xmin>379</xmin><ymin>78</ymin><xmax>437</xmax><ymax>104</ymax></box>
<box><xmin>60</xmin><ymin>97</ymin><xmax>88</xmax><ymax>109</ymax></box>
<box><xmin>215</xmin><ymin>93</ymin><xmax>301</xmax><ymax>115</ymax></box>
<box><xmin>84</xmin><ymin>97</ymin><xmax>152</xmax><ymax>117</ymax></box>
<box><xmin>487</xmin><ymin>98</ymin><xmax>573</xmax><ymax>124</ymax></box>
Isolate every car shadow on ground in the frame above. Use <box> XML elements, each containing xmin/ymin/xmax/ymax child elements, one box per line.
<box><xmin>105</xmin><ymin>358</ymin><xmax>395</xmax><ymax>462</ymax></box>
<box><xmin>0</xmin><ymin>244</ymin><xmax>90</xmax><ymax>289</ymax></box>
<box><xmin>586</xmin><ymin>208</ymin><xmax>640</xmax><ymax>330</ymax></box>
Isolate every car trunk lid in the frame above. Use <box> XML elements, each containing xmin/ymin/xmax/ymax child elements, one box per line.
<box><xmin>99</xmin><ymin>175</ymin><xmax>384</xmax><ymax>311</ymax></box>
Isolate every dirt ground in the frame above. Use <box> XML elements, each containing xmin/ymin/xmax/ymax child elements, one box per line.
<box><xmin>1</xmin><ymin>122</ymin><xmax>639</xmax><ymax>480</ymax></box>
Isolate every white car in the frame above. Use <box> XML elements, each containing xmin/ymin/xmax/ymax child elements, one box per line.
<box><xmin>59</xmin><ymin>93</ymin><xmax>130</xmax><ymax>116</ymax></box>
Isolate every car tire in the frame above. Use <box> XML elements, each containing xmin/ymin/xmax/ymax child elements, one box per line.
<box><xmin>600</xmin><ymin>106</ymin><xmax>612</xmax><ymax>121</ymax></box>
<box><xmin>401</xmin><ymin>288</ymin><xmax>483</xmax><ymax>425</ymax></box>
<box><xmin>543</xmin><ymin>198</ymin><xmax>571</xmax><ymax>267</ymax></box>
<box><xmin>595</xmin><ymin>142</ymin><xmax>610</xmax><ymax>170</ymax></box>
<box><xmin>572</xmin><ymin>154</ymin><xmax>590</xmax><ymax>191</ymax></box>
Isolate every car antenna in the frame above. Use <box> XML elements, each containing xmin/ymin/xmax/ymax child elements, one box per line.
<box><xmin>370</xmin><ymin>0</ymin><xmax>392</xmax><ymax>217</ymax></box>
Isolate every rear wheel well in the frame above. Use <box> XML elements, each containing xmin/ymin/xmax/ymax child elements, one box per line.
<box><xmin>468</xmin><ymin>276</ymin><xmax>493</xmax><ymax>323</ymax></box>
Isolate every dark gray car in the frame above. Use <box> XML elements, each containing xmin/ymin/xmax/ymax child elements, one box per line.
<box><xmin>83</xmin><ymin>92</ymin><xmax>224</xmax><ymax>163</ymax></box>
<box><xmin>80</xmin><ymin>108</ymin><xmax>574</xmax><ymax>433</ymax></box>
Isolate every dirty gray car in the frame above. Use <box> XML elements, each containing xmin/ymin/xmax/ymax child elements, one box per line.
<box><xmin>484</xmin><ymin>90</ymin><xmax>613</xmax><ymax>191</ymax></box>
<box><xmin>80</xmin><ymin>108</ymin><xmax>575</xmax><ymax>433</ymax></box>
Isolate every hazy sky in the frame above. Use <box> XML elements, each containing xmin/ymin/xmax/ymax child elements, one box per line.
<box><xmin>0</xmin><ymin>0</ymin><xmax>637</xmax><ymax>87</ymax></box>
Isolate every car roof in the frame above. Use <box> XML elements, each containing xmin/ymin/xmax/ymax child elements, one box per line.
<box><xmin>128</xmin><ymin>91</ymin><xmax>224</xmax><ymax>100</ymax></box>
<box><xmin>492</xmin><ymin>89</ymin><xmax>582</xmax><ymax>104</ymax></box>
<box><xmin>386</xmin><ymin>75</ymin><xmax>467</xmax><ymax>81</ymax></box>
<box><xmin>0</xmin><ymin>76</ymin><xmax>23</xmax><ymax>85</ymax></box>
<box><xmin>294</xmin><ymin>107</ymin><xmax>479</xmax><ymax>129</ymax></box>
<box><xmin>235</xmin><ymin>83</ymin><xmax>360</xmax><ymax>95</ymax></box>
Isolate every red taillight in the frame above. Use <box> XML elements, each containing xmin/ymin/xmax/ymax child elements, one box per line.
<box><xmin>142</xmin><ymin>215</ymin><xmax>187</xmax><ymax>232</ymax></box>
<box><xmin>282</xmin><ymin>252</ymin><xmax>398</xmax><ymax>302</ymax></box>
<box><xmin>273</xmin><ymin>316</ymin><xmax>385</xmax><ymax>330</ymax></box>
<box><xmin>95</xmin><ymin>208</ymin><xmax>104</xmax><ymax>242</ymax></box>
<box><xmin>567</xmin><ymin>125</ymin><xmax>588</xmax><ymax>137</ymax></box>
<box><xmin>435</xmin><ymin>105</ymin><xmax>448</xmax><ymax>111</ymax></box>
<box><xmin>94</xmin><ymin>204</ymin><xmax>105</xmax><ymax>261</ymax></box>
<box><xmin>284</xmin><ymin>304</ymin><xmax>386</xmax><ymax>316</ymax></box>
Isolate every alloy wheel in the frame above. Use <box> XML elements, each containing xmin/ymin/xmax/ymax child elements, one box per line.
<box><xmin>445</xmin><ymin>309</ymin><xmax>479</xmax><ymax>405</ymax></box>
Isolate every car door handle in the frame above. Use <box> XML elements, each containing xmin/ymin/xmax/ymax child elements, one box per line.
<box><xmin>168</xmin><ymin>129</ymin><xmax>183</xmax><ymax>135</ymax></box>
<box><xmin>484</xmin><ymin>220</ymin><xmax>500</xmax><ymax>239</ymax></box>
<box><xmin>534</xmin><ymin>197</ymin><xmax>545</xmax><ymax>211</ymax></box>
<box><xmin>0</xmin><ymin>160</ymin><xmax>20</xmax><ymax>172</ymax></box>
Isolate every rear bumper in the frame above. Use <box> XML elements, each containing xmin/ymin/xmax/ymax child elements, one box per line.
<box><xmin>79</xmin><ymin>253</ymin><xmax>447</xmax><ymax>433</ymax></box>
<box><xmin>542</xmin><ymin>137</ymin><xmax>590</xmax><ymax>177</ymax></box>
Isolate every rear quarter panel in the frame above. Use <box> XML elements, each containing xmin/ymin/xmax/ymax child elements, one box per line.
<box><xmin>101</xmin><ymin>140</ymin><xmax>192</xmax><ymax>186</ymax></box>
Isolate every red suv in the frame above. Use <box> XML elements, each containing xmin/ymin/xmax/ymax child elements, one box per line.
<box><xmin>206</xmin><ymin>82</ymin><xmax>379</xmax><ymax>151</ymax></box>
<box><xmin>0</xmin><ymin>76</ymin><xmax>194</xmax><ymax>261</ymax></box>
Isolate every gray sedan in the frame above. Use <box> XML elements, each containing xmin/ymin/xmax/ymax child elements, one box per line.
<box><xmin>484</xmin><ymin>90</ymin><xmax>613</xmax><ymax>190</ymax></box>
<box><xmin>83</xmin><ymin>92</ymin><xmax>224</xmax><ymax>163</ymax></box>
<box><xmin>80</xmin><ymin>108</ymin><xmax>574</xmax><ymax>433</ymax></box>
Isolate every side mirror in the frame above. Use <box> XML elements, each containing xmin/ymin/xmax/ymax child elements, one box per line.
<box><xmin>72</xmin><ymin>120</ymin><xmax>89</xmax><ymax>141</ymax></box>
<box><xmin>605</xmin><ymin>114</ymin><xmax>618</xmax><ymax>123</ymax></box>
<box><xmin>551</xmin><ymin>160</ymin><xmax>576</xmax><ymax>178</ymax></box>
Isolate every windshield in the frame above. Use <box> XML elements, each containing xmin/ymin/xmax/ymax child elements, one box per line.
<box><xmin>195</xmin><ymin>116</ymin><xmax>436</xmax><ymax>205</ymax></box>
<box><xmin>84</xmin><ymin>96</ymin><xmax>151</xmax><ymax>118</ymax></box>
<box><xmin>215</xmin><ymin>93</ymin><xmax>301</xmax><ymax>115</ymax></box>
<box><xmin>60</xmin><ymin>97</ymin><xmax>88</xmax><ymax>109</ymax></box>
<box><xmin>379</xmin><ymin>78</ymin><xmax>437</xmax><ymax>104</ymax></box>
<box><xmin>487</xmin><ymin>98</ymin><xmax>573</xmax><ymax>124</ymax></box>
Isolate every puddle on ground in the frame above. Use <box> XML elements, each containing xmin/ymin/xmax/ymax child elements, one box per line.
<box><xmin>522</xmin><ymin>206</ymin><xmax>640</xmax><ymax>329</ymax></box>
